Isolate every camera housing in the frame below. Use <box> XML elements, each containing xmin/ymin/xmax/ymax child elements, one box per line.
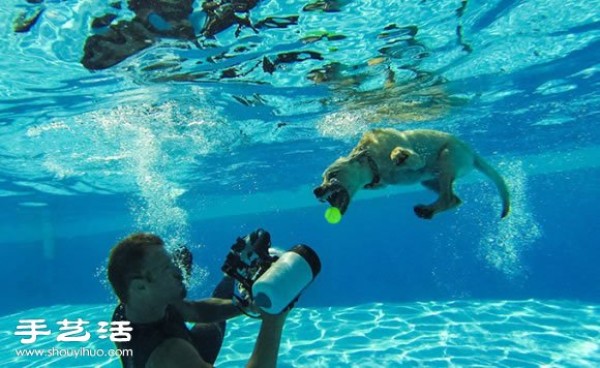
<box><xmin>222</xmin><ymin>229</ymin><xmax>322</xmax><ymax>314</ymax></box>
<box><xmin>221</xmin><ymin>229</ymin><xmax>278</xmax><ymax>305</ymax></box>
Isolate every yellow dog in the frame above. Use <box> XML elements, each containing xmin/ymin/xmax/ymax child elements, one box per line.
<box><xmin>314</xmin><ymin>128</ymin><xmax>510</xmax><ymax>219</ymax></box>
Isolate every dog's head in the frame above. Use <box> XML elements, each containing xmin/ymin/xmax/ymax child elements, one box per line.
<box><xmin>313</xmin><ymin>153</ymin><xmax>374</xmax><ymax>214</ymax></box>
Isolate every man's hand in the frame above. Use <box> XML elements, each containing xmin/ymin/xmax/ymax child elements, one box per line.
<box><xmin>172</xmin><ymin>246</ymin><xmax>193</xmax><ymax>280</ymax></box>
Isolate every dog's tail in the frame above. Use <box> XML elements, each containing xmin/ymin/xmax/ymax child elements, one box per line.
<box><xmin>474</xmin><ymin>155</ymin><xmax>510</xmax><ymax>218</ymax></box>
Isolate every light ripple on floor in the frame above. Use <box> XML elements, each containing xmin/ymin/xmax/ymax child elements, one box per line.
<box><xmin>0</xmin><ymin>300</ymin><xmax>598</xmax><ymax>367</ymax></box>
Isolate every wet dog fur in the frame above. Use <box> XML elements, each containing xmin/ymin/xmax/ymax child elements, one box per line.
<box><xmin>314</xmin><ymin>128</ymin><xmax>510</xmax><ymax>219</ymax></box>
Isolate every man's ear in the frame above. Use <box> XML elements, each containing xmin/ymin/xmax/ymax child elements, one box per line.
<box><xmin>128</xmin><ymin>278</ymin><xmax>148</xmax><ymax>297</ymax></box>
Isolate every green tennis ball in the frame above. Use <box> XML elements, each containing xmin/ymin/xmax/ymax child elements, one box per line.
<box><xmin>324</xmin><ymin>207</ymin><xmax>342</xmax><ymax>224</ymax></box>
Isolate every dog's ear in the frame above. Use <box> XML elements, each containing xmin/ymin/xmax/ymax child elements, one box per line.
<box><xmin>390</xmin><ymin>147</ymin><xmax>424</xmax><ymax>169</ymax></box>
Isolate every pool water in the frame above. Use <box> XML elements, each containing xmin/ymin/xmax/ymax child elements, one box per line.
<box><xmin>2</xmin><ymin>301</ymin><xmax>599</xmax><ymax>367</ymax></box>
<box><xmin>1</xmin><ymin>0</ymin><xmax>599</xmax><ymax>366</ymax></box>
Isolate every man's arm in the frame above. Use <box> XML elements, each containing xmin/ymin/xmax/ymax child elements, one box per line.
<box><xmin>246</xmin><ymin>312</ymin><xmax>287</xmax><ymax>368</ymax></box>
<box><xmin>147</xmin><ymin>338</ymin><xmax>212</xmax><ymax>368</ymax></box>
<box><xmin>174</xmin><ymin>298</ymin><xmax>242</xmax><ymax>323</ymax></box>
<box><xmin>147</xmin><ymin>312</ymin><xmax>287</xmax><ymax>368</ymax></box>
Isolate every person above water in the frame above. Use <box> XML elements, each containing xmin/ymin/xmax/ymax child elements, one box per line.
<box><xmin>81</xmin><ymin>0</ymin><xmax>262</xmax><ymax>70</ymax></box>
<box><xmin>107</xmin><ymin>229</ymin><xmax>288</xmax><ymax>368</ymax></box>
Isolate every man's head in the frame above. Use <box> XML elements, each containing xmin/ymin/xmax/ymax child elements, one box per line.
<box><xmin>107</xmin><ymin>233</ymin><xmax>186</xmax><ymax>306</ymax></box>
<box><xmin>313</xmin><ymin>152</ymin><xmax>375</xmax><ymax>214</ymax></box>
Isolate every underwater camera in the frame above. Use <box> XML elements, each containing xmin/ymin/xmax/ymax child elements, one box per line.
<box><xmin>221</xmin><ymin>229</ymin><xmax>321</xmax><ymax>314</ymax></box>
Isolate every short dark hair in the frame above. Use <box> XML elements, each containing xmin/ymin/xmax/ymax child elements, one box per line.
<box><xmin>107</xmin><ymin>233</ymin><xmax>164</xmax><ymax>303</ymax></box>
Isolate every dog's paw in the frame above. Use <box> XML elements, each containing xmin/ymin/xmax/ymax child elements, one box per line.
<box><xmin>414</xmin><ymin>205</ymin><xmax>434</xmax><ymax>219</ymax></box>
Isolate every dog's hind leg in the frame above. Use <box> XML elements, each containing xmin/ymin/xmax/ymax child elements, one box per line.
<box><xmin>414</xmin><ymin>175</ymin><xmax>461</xmax><ymax>219</ymax></box>
<box><xmin>421</xmin><ymin>179</ymin><xmax>440</xmax><ymax>193</ymax></box>
<box><xmin>414</xmin><ymin>148</ymin><xmax>462</xmax><ymax>219</ymax></box>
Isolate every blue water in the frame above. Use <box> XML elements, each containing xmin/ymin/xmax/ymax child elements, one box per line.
<box><xmin>2</xmin><ymin>301</ymin><xmax>599</xmax><ymax>367</ymax></box>
<box><xmin>1</xmin><ymin>0</ymin><xmax>600</xmax><ymax>366</ymax></box>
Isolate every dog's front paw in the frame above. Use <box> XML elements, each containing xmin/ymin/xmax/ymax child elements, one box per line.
<box><xmin>414</xmin><ymin>205</ymin><xmax>434</xmax><ymax>219</ymax></box>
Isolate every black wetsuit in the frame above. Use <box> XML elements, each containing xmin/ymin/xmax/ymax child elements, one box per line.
<box><xmin>112</xmin><ymin>277</ymin><xmax>233</xmax><ymax>367</ymax></box>
<box><xmin>112</xmin><ymin>304</ymin><xmax>197</xmax><ymax>368</ymax></box>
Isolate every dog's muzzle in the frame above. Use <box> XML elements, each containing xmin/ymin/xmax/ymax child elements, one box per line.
<box><xmin>313</xmin><ymin>180</ymin><xmax>350</xmax><ymax>214</ymax></box>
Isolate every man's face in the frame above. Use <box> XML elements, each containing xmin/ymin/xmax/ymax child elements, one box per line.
<box><xmin>141</xmin><ymin>246</ymin><xmax>187</xmax><ymax>304</ymax></box>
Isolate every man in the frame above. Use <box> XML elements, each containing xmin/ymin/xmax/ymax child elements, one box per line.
<box><xmin>107</xmin><ymin>230</ymin><xmax>288</xmax><ymax>368</ymax></box>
